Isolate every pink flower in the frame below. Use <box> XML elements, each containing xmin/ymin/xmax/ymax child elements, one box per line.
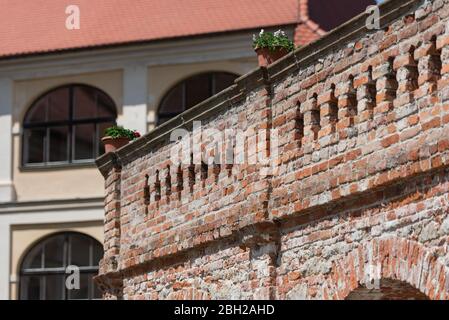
<box><xmin>133</xmin><ymin>131</ymin><xmax>141</xmax><ymax>138</ymax></box>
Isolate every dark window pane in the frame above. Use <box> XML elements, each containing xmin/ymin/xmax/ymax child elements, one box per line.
<box><xmin>185</xmin><ymin>74</ymin><xmax>211</xmax><ymax>109</ymax></box>
<box><xmin>20</xmin><ymin>276</ymin><xmax>41</xmax><ymax>300</ymax></box>
<box><xmin>70</xmin><ymin>235</ymin><xmax>90</xmax><ymax>266</ymax></box>
<box><xmin>25</xmin><ymin>128</ymin><xmax>46</xmax><ymax>164</ymax></box>
<box><xmin>73</xmin><ymin>86</ymin><xmax>97</xmax><ymax>119</ymax></box>
<box><xmin>92</xmin><ymin>242</ymin><xmax>103</xmax><ymax>265</ymax></box>
<box><xmin>88</xmin><ymin>273</ymin><xmax>102</xmax><ymax>299</ymax></box>
<box><xmin>44</xmin><ymin>275</ymin><xmax>64</xmax><ymax>300</ymax></box>
<box><xmin>68</xmin><ymin>273</ymin><xmax>88</xmax><ymax>300</ymax></box>
<box><xmin>48</xmin><ymin>87</ymin><xmax>70</xmax><ymax>121</ymax></box>
<box><xmin>26</xmin><ymin>97</ymin><xmax>47</xmax><ymax>123</ymax></box>
<box><xmin>214</xmin><ymin>73</ymin><xmax>237</xmax><ymax>93</ymax></box>
<box><xmin>44</xmin><ymin>235</ymin><xmax>65</xmax><ymax>268</ymax></box>
<box><xmin>73</xmin><ymin>124</ymin><xmax>95</xmax><ymax>160</ymax></box>
<box><xmin>98</xmin><ymin>122</ymin><xmax>114</xmax><ymax>139</ymax></box>
<box><xmin>158</xmin><ymin>116</ymin><xmax>174</xmax><ymax>125</ymax></box>
<box><xmin>159</xmin><ymin>83</ymin><xmax>184</xmax><ymax>114</ymax></box>
<box><xmin>23</xmin><ymin>85</ymin><xmax>116</xmax><ymax>166</ymax></box>
<box><xmin>97</xmin><ymin>92</ymin><xmax>116</xmax><ymax>118</ymax></box>
<box><xmin>49</xmin><ymin>126</ymin><xmax>69</xmax><ymax>162</ymax></box>
<box><xmin>158</xmin><ymin>73</ymin><xmax>238</xmax><ymax>126</ymax></box>
<box><xmin>23</xmin><ymin>245</ymin><xmax>43</xmax><ymax>269</ymax></box>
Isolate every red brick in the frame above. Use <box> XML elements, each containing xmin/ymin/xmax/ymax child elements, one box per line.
<box><xmin>95</xmin><ymin>1</ymin><xmax>449</xmax><ymax>301</ymax></box>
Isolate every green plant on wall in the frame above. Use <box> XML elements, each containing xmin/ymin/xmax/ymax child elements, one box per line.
<box><xmin>253</xmin><ymin>29</ymin><xmax>295</xmax><ymax>52</ymax></box>
<box><xmin>104</xmin><ymin>126</ymin><xmax>141</xmax><ymax>140</ymax></box>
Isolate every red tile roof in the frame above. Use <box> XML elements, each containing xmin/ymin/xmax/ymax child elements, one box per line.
<box><xmin>0</xmin><ymin>0</ymin><xmax>299</xmax><ymax>58</ymax></box>
<box><xmin>0</xmin><ymin>0</ymin><xmax>376</xmax><ymax>59</ymax></box>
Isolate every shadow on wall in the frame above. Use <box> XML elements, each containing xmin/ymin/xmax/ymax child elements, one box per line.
<box><xmin>308</xmin><ymin>0</ymin><xmax>377</xmax><ymax>31</ymax></box>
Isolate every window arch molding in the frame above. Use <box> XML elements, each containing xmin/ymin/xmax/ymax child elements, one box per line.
<box><xmin>157</xmin><ymin>71</ymin><xmax>239</xmax><ymax>125</ymax></box>
<box><xmin>21</xmin><ymin>84</ymin><xmax>117</xmax><ymax>167</ymax></box>
<box><xmin>18</xmin><ymin>231</ymin><xmax>103</xmax><ymax>300</ymax></box>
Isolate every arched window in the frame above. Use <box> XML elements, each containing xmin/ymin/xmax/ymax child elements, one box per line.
<box><xmin>158</xmin><ymin>72</ymin><xmax>238</xmax><ymax>125</ymax></box>
<box><xmin>19</xmin><ymin>232</ymin><xmax>103</xmax><ymax>300</ymax></box>
<box><xmin>23</xmin><ymin>84</ymin><xmax>117</xmax><ymax>166</ymax></box>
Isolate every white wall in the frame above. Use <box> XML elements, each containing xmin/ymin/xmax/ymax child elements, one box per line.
<box><xmin>118</xmin><ymin>65</ymin><xmax>148</xmax><ymax>134</ymax></box>
<box><xmin>0</xmin><ymin>78</ymin><xmax>15</xmax><ymax>203</ymax></box>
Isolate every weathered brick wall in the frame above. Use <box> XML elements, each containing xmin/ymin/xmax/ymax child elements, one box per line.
<box><xmin>96</xmin><ymin>0</ymin><xmax>449</xmax><ymax>300</ymax></box>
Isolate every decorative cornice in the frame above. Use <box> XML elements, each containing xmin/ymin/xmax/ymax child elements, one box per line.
<box><xmin>0</xmin><ymin>29</ymin><xmax>292</xmax><ymax>81</ymax></box>
<box><xmin>0</xmin><ymin>197</ymin><xmax>104</xmax><ymax>214</ymax></box>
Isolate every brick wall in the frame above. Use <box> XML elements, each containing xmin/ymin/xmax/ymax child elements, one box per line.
<box><xmin>95</xmin><ymin>0</ymin><xmax>449</xmax><ymax>300</ymax></box>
